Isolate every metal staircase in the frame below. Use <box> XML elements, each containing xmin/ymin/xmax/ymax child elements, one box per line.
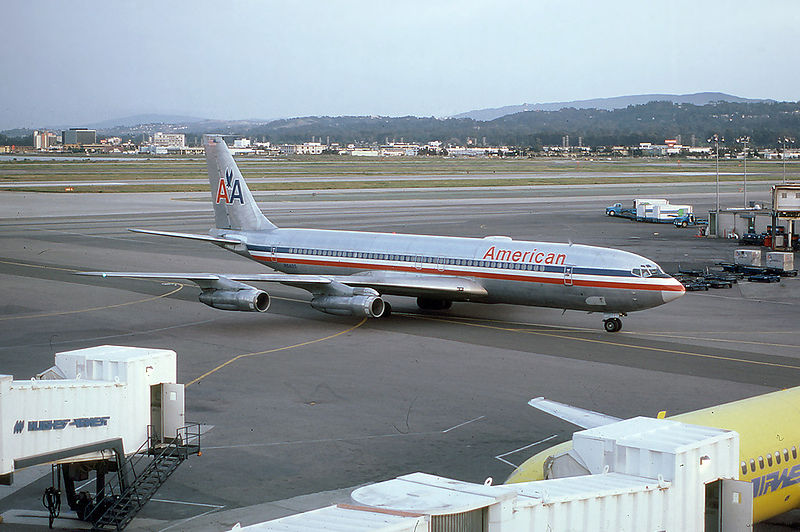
<box><xmin>87</xmin><ymin>424</ymin><xmax>201</xmax><ymax>531</ymax></box>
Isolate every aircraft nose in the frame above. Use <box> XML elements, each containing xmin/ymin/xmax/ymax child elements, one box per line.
<box><xmin>661</xmin><ymin>278</ymin><xmax>685</xmax><ymax>304</ymax></box>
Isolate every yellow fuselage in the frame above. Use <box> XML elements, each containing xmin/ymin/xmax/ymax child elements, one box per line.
<box><xmin>506</xmin><ymin>387</ymin><xmax>800</xmax><ymax>523</ymax></box>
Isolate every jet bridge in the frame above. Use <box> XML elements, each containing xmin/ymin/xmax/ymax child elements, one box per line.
<box><xmin>230</xmin><ymin>417</ymin><xmax>750</xmax><ymax>531</ymax></box>
<box><xmin>0</xmin><ymin>345</ymin><xmax>200</xmax><ymax>529</ymax></box>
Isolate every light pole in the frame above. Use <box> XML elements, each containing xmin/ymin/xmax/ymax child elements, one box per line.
<box><xmin>781</xmin><ymin>137</ymin><xmax>795</xmax><ymax>183</ymax></box>
<box><xmin>708</xmin><ymin>134</ymin><xmax>723</xmax><ymax>235</ymax></box>
<box><xmin>737</xmin><ymin>136</ymin><xmax>750</xmax><ymax>207</ymax></box>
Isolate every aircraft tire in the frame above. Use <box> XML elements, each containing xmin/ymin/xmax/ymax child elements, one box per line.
<box><xmin>603</xmin><ymin>318</ymin><xmax>622</xmax><ymax>333</ymax></box>
<box><xmin>417</xmin><ymin>297</ymin><xmax>451</xmax><ymax>311</ymax></box>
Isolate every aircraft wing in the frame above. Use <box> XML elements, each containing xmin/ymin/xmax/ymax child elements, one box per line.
<box><xmin>528</xmin><ymin>397</ymin><xmax>622</xmax><ymax>429</ymax></box>
<box><xmin>328</xmin><ymin>271</ymin><xmax>488</xmax><ymax>300</ymax></box>
<box><xmin>77</xmin><ymin>271</ymin><xmax>332</xmax><ymax>285</ymax></box>
<box><xmin>76</xmin><ymin>270</ymin><xmax>486</xmax><ymax>299</ymax></box>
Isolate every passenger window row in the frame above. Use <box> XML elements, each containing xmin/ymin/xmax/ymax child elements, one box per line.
<box><xmin>742</xmin><ymin>446</ymin><xmax>798</xmax><ymax>474</ymax></box>
<box><xmin>282</xmin><ymin>248</ymin><xmax>549</xmax><ymax>271</ymax></box>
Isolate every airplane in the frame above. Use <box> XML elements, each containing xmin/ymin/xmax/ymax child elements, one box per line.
<box><xmin>505</xmin><ymin>387</ymin><xmax>800</xmax><ymax>523</ymax></box>
<box><xmin>79</xmin><ymin>134</ymin><xmax>685</xmax><ymax>332</ymax></box>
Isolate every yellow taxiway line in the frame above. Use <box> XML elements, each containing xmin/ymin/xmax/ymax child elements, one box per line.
<box><xmin>403</xmin><ymin>312</ymin><xmax>800</xmax><ymax>349</ymax></box>
<box><xmin>409</xmin><ymin>314</ymin><xmax>800</xmax><ymax>371</ymax></box>
<box><xmin>0</xmin><ymin>259</ymin><xmax>185</xmax><ymax>321</ymax></box>
<box><xmin>186</xmin><ymin>317</ymin><xmax>368</xmax><ymax>387</ymax></box>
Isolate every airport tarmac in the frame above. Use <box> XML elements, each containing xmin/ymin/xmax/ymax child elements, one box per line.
<box><xmin>0</xmin><ymin>183</ymin><xmax>798</xmax><ymax>530</ymax></box>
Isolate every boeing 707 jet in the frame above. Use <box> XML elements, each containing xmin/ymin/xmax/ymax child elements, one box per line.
<box><xmin>80</xmin><ymin>135</ymin><xmax>684</xmax><ymax>332</ymax></box>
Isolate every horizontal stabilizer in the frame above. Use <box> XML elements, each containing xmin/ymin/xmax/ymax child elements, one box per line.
<box><xmin>129</xmin><ymin>228</ymin><xmax>243</xmax><ymax>245</ymax></box>
<box><xmin>528</xmin><ymin>397</ymin><xmax>621</xmax><ymax>429</ymax></box>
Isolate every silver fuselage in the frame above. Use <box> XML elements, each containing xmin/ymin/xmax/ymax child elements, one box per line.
<box><xmin>217</xmin><ymin>227</ymin><xmax>684</xmax><ymax>313</ymax></box>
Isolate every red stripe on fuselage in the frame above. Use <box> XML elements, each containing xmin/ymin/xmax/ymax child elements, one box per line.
<box><xmin>251</xmin><ymin>255</ymin><xmax>682</xmax><ymax>292</ymax></box>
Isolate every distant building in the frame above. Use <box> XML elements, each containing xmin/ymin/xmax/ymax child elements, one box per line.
<box><xmin>153</xmin><ymin>132</ymin><xmax>185</xmax><ymax>148</ymax></box>
<box><xmin>233</xmin><ymin>138</ymin><xmax>251</xmax><ymax>148</ymax></box>
<box><xmin>447</xmin><ymin>146</ymin><xmax>511</xmax><ymax>157</ymax></box>
<box><xmin>380</xmin><ymin>142</ymin><xmax>420</xmax><ymax>156</ymax></box>
<box><xmin>33</xmin><ymin>130</ymin><xmax>59</xmax><ymax>150</ymax></box>
<box><xmin>62</xmin><ymin>128</ymin><xmax>96</xmax><ymax>146</ymax></box>
<box><xmin>348</xmin><ymin>148</ymin><xmax>380</xmax><ymax>157</ymax></box>
<box><xmin>280</xmin><ymin>142</ymin><xmax>324</xmax><ymax>155</ymax></box>
<box><xmin>139</xmin><ymin>146</ymin><xmax>168</xmax><ymax>155</ymax></box>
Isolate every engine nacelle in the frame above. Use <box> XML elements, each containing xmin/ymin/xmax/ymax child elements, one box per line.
<box><xmin>311</xmin><ymin>294</ymin><xmax>385</xmax><ymax>318</ymax></box>
<box><xmin>199</xmin><ymin>289</ymin><xmax>270</xmax><ymax>312</ymax></box>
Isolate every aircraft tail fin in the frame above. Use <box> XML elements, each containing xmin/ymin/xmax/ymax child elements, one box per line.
<box><xmin>203</xmin><ymin>134</ymin><xmax>276</xmax><ymax>231</ymax></box>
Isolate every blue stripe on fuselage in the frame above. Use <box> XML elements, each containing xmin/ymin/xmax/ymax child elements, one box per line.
<box><xmin>245</xmin><ymin>244</ymin><xmax>649</xmax><ymax>279</ymax></box>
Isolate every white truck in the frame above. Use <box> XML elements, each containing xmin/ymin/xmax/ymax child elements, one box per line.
<box><xmin>607</xmin><ymin>199</ymin><xmax>693</xmax><ymax>224</ymax></box>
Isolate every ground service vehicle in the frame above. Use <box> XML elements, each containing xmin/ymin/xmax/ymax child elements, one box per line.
<box><xmin>673</xmin><ymin>213</ymin><xmax>708</xmax><ymax>228</ymax></box>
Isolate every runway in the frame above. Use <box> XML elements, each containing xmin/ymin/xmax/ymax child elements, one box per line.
<box><xmin>1</xmin><ymin>183</ymin><xmax>798</xmax><ymax>530</ymax></box>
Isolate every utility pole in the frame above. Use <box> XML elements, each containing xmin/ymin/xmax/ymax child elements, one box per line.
<box><xmin>781</xmin><ymin>137</ymin><xmax>795</xmax><ymax>183</ymax></box>
<box><xmin>737</xmin><ymin>136</ymin><xmax>750</xmax><ymax>207</ymax></box>
<box><xmin>708</xmin><ymin>134</ymin><xmax>723</xmax><ymax>236</ymax></box>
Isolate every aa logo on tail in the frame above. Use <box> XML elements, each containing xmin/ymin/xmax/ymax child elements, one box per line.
<box><xmin>215</xmin><ymin>169</ymin><xmax>245</xmax><ymax>205</ymax></box>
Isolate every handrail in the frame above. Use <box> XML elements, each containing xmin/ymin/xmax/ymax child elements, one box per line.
<box><xmin>87</xmin><ymin>424</ymin><xmax>201</xmax><ymax>530</ymax></box>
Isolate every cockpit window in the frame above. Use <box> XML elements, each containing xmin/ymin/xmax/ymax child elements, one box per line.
<box><xmin>632</xmin><ymin>264</ymin><xmax>666</xmax><ymax>278</ymax></box>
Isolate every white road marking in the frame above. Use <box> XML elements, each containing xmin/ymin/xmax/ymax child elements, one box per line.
<box><xmin>494</xmin><ymin>434</ymin><xmax>559</xmax><ymax>468</ymax></box>
<box><xmin>150</xmin><ymin>498</ymin><xmax>225</xmax><ymax>508</ymax></box>
<box><xmin>204</xmin><ymin>415</ymin><xmax>487</xmax><ymax>450</ymax></box>
<box><xmin>156</xmin><ymin>506</ymin><xmax>226</xmax><ymax>532</ymax></box>
<box><xmin>442</xmin><ymin>415</ymin><xmax>485</xmax><ymax>433</ymax></box>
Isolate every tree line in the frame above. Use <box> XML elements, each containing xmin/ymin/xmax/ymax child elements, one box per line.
<box><xmin>4</xmin><ymin>100</ymin><xmax>799</xmax><ymax>148</ymax></box>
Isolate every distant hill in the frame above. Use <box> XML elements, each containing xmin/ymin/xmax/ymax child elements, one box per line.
<box><xmin>85</xmin><ymin>114</ymin><xmax>209</xmax><ymax>129</ymax></box>
<box><xmin>6</xmin><ymin>99</ymin><xmax>799</xmax><ymax>148</ymax></box>
<box><xmin>452</xmin><ymin>92</ymin><xmax>771</xmax><ymax>121</ymax></box>
<box><xmin>217</xmin><ymin>100</ymin><xmax>800</xmax><ymax>148</ymax></box>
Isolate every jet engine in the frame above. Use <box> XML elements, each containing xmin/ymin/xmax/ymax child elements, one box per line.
<box><xmin>199</xmin><ymin>289</ymin><xmax>270</xmax><ymax>312</ymax></box>
<box><xmin>311</xmin><ymin>294</ymin><xmax>385</xmax><ymax>318</ymax></box>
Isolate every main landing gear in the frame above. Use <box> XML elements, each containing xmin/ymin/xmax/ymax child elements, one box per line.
<box><xmin>602</xmin><ymin>313</ymin><xmax>625</xmax><ymax>333</ymax></box>
<box><xmin>417</xmin><ymin>297</ymin><xmax>453</xmax><ymax>311</ymax></box>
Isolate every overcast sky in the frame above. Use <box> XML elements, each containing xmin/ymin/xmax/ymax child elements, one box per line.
<box><xmin>2</xmin><ymin>0</ymin><xmax>798</xmax><ymax>130</ymax></box>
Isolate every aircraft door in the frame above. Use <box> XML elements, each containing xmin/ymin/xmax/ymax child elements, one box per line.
<box><xmin>563</xmin><ymin>265</ymin><xmax>574</xmax><ymax>286</ymax></box>
<box><xmin>268</xmin><ymin>245</ymin><xmax>277</xmax><ymax>263</ymax></box>
<box><xmin>414</xmin><ymin>255</ymin><xmax>423</xmax><ymax>270</ymax></box>
<box><xmin>150</xmin><ymin>383</ymin><xmax>185</xmax><ymax>443</ymax></box>
<box><xmin>436</xmin><ymin>257</ymin><xmax>445</xmax><ymax>272</ymax></box>
<box><xmin>704</xmin><ymin>479</ymin><xmax>752</xmax><ymax>531</ymax></box>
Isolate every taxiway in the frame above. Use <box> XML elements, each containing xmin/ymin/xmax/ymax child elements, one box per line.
<box><xmin>0</xmin><ymin>183</ymin><xmax>797</xmax><ymax>530</ymax></box>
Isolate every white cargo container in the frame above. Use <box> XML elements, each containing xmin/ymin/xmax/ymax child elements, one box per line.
<box><xmin>654</xmin><ymin>204</ymin><xmax>692</xmax><ymax>216</ymax></box>
<box><xmin>734</xmin><ymin>249</ymin><xmax>762</xmax><ymax>266</ymax></box>
<box><xmin>511</xmin><ymin>473</ymin><xmax>669</xmax><ymax>532</ymax></box>
<box><xmin>569</xmin><ymin>417</ymin><xmax>740</xmax><ymax>531</ymax></box>
<box><xmin>634</xmin><ymin>199</ymin><xmax>691</xmax><ymax>221</ymax></box>
<box><xmin>636</xmin><ymin>202</ymin><xmax>660</xmax><ymax>219</ymax></box>
<box><xmin>772</xmin><ymin>184</ymin><xmax>800</xmax><ymax>213</ymax></box>
<box><xmin>766</xmin><ymin>251</ymin><xmax>794</xmax><ymax>271</ymax></box>
<box><xmin>633</xmin><ymin>199</ymin><xmax>669</xmax><ymax>208</ymax></box>
<box><xmin>651</xmin><ymin>204</ymin><xmax>692</xmax><ymax>221</ymax></box>
<box><xmin>0</xmin><ymin>345</ymin><xmax>180</xmax><ymax>479</ymax></box>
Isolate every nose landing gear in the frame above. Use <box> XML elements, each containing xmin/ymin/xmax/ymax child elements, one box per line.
<box><xmin>602</xmin><ymin>313</ymin><xmax>624</xmax><ymax>333</ymax></box>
